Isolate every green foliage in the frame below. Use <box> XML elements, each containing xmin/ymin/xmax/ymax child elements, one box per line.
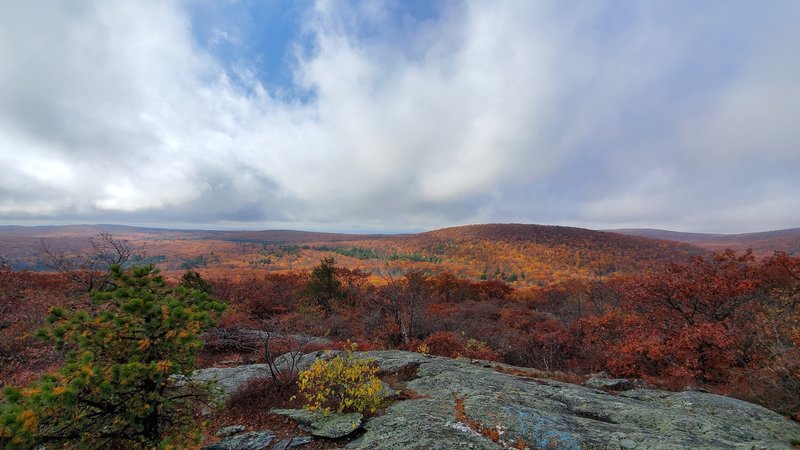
<box><xmin>297</xmin><ymin>346</ymin><xmax>386</xmax><ymax>415</ymax></box>
<box><xmin>276</xmin><ymin>244</ymin><xmax>303</xmax><ymax>256</ymax></box>
<box><xmin>0</xmin><ymin>265</ymin><xmax>225</xmax><ymax>449</ymax></box>
<box><xmin>388</xmin><ymin>252</ymin><xmax>441</xmax><ymax>263</ymax></box>
<box><xmin>125</xmin><ymin>254</ymin><xmax>168</xmax><ymax>268</ymax></box>
<box><xmin>328</xmin><ymin>246</ymin><xmax>383</xmax><ymax>260</ymax></box>
<box><xmin>258</xmin><ymin>244</ymin><xmax>304</xmax><ymax>258</ymax></box>
<box><xmin>306</xmin><ymin>257</ymin><xmax>345</xmax><ymax>315</ymax></box>
<box><xmin>179</xmin><ymin>270</ymin><xmax>213</xmax><ymax>294</ymax></box>
<box><xmin>322</xmin><ymin>246</ymin><xmax>442</xmax><ymax>263</ymax></box>
<box><xmin>180</xmin><ymin>255</ymin><xmax>209</xmax><ymax>270</ymax></box>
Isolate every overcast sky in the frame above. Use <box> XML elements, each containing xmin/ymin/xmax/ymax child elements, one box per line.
<box><xmin>1</xmin><ymin>0</ymin><xmax>798</xmax><ymax>233</ymax></box>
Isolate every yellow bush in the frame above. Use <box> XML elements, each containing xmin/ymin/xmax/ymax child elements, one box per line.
<box><xmin>297</xmin><ymin>346</ymin><xmax>386</xmax><ymax>415</ymax></box>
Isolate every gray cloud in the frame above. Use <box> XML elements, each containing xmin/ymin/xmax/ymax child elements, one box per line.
<box><xmin>0</xmin><ymin>0</ymin><xmax>798</xmax><ymax>233</ymax></box>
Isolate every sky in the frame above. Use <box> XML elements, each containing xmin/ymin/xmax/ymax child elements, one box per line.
<box><xmin>0</xmin><ymin>0</ymin><xmax>798</xmax><ymax>234</ymax></box>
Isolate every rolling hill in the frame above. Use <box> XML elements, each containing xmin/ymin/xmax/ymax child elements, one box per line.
<box><xmin>329</xmin><ymin>224</ymin><xmax>709</xmax><ymax>283</ymax></box>
<box><xmin>0</xmin><ymin>223</ymin><xmax>710</xmax><ymax>286</ymax></box>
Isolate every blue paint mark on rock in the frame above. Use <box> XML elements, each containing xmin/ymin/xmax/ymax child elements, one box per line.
<box><xmin>504</xmin><ymin>405</ymin><xmax>581</xmax><ymax>450</ymax></box>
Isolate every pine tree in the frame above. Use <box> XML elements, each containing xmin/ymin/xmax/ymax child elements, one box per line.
<box><xmin>0</xmin><ymin>265</ymin><xmax>225</xmax><ymax>449</ymax></box>
<box><xmin>306</xmin><ymin>257</ymin><xmax>345</xmax><ymax>315</ymax></box>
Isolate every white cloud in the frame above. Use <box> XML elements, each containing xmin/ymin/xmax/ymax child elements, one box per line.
<box><xmin>0</xmin><ymin>0</ymin><xmax>798</xmax><ymax>232</ymax></box>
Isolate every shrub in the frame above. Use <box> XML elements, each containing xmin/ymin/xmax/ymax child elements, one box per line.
<box><xmin>421</xmin><ymin>331</ymin><xmax>465</xmax><ymax>358</ymax></box>
<box><xmin>463</xmin><ymin>338</ymin><xmax>499</xmax><ymax>361</ymax></box>
<box><xmin>297</xmin><ymin>345</ymin><xmax>385</xmax><ymax>415</ymax></box>
<box><xmin>221</xmin><ymin>376</ymin><xmax>301</xmax><ymax>429</ymax></box>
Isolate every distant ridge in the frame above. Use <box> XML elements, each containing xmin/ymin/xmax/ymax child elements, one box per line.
<box><xmin>609</xmin><ymin>228</ymin><xmax>725</xmax><ymax>243</ymax></box>
<box><xmin>418</xmin><ymin>223</ymin><xmax>681</xmax><ymax>243</ymax></box>
<box><xmin>5</xmin><ymin>223</ymin><xmax>795</xmax><ymax>280</ymax></box>
<box><xmin>0</xmin><ymin>224</ymin><xmax>380</xmax><ymax>243</ymax></box>
<box><xmin>610</xmin><ymin>227</ymin><xmax>800</xmax><ymax>256</ymax></box>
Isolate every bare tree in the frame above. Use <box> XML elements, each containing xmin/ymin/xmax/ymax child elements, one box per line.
<box><xmin>253</xmin><ymin>319</ymin><xmax>322</xmax><ymax>388</ymax></box>
<box><xmin>377</xmin><ymin>267</ymin><xmax>428</xmax><ymax>346</ymax></box>
<box><xmin>41</xmin><ymin>232</ymin><xmax>143</xmax><ymax>294</ymax></box>
<box><xmin>203</xmin><ymin>318</ymin><xmax>325</xmax><ymax>390</ymax></box>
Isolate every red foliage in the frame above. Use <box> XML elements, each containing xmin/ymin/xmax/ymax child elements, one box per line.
<box><xmin>621</xmin><ymin>250</ymin><xmax>764</xmax><ymax>328</ymax></box>
<box><xmin>473</xmin><ymin>279</ymin><xmax>513</xmax><ymax>300</ymax></box>
<box><xmin>0</xmin><ymin>270</ymin><xmax>71</xmax><ymax>387</ymax></box>
<box><xmin>4</xmin><ymin>246</ymin><xmax>799</xmax><ymax>418</ymax></box>
<box><xmin>422</xmin><ymin>331</ymin><xmax>465</xmax><ymax>358</ymax></box>
<box><xmin>503</xmin><ymin>315</ymin><xmax>576</xmax><ymax>371</ymax></box>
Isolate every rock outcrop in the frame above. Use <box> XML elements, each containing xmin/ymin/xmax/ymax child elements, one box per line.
<box><xmin>201</xmin><ymin>430</ymin><xmax>276</xmax><ymax>450</ymax></box>
<box><xmin>191</xmin><ymin>352</ymin><xmax>307</xmax><ymax>399</ymax></box>
<box><xmin>272</xmin><ymin>436</ymin><xmax>313</xmax><ymax>450</ymax></box>
<box><xmin>204</xmin><ymin>427</ymin><xmax>313</xmax><ymax>450</ymax></box>
<box><xmin>195</xmin><ymin>350</ymin><xmax>800</xmax><ymax>449</ymax></box>
<box><xmin>583</xmin><ymin>372</ymin><xmax>635</xmax><ymax>392</ymax></box>
<box><xmin>272</xmin><ymin>409</ymin><xmax>363</xmax><ymax>438</ymax></box>
<box><xmin>214</xmin><ymin>424</ymin><xmax>247</xmax><ymax>438</ymax></box>
<box><xmin>192</xmin><ymin>363</ymin><xmax>274</xmax><ymax>398</ymax></box>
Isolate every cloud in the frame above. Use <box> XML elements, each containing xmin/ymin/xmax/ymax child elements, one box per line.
<box><xmin>0</xmin><ymin>0</ymin><xmax>798</xmax><ymax>232</ymax></box>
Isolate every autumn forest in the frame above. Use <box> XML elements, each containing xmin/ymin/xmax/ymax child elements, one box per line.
<box><xmin>0</xmin><ymin>223</ymin><xmax>799</xmax><ymax>446</ymax></box>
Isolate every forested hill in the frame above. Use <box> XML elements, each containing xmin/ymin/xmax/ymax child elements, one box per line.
<box><xmin>350</xmin><ymin>223</ymin><xmax>709</xmax><ymax>282</ymax></box>
<box><xmin>415</xmin><ymin>223</ymin><xmax>703</xmax><ymax>247</ymax></box>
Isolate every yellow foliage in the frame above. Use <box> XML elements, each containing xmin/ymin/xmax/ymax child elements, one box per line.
<box><xmin>80</xmin><ymin>364</ymin><xmax>94</xmax><ymax>376</ymax></box>
<box><xmin>297</xmin><ymin>348</ymin><xmax>386</xmax><ymax>415</ymax></box>
<box><xmin>21</xmin><ymin>388</ymin><xmax>40</xmax><ymax>398</ymax></box>
<box><xmin>18</xmin><ymin>409</ymin><xmax>38</xmax><ymax>433</ymax></box>
<box><xmin>157</xmin><ymin>360</ymin><xmax>173</xmax><ymax>373</ymax></box>
<box><xmin>52</xmin><ymin>386</ymin><xmax>67</xmax><ymax>395</ymax></box>
<box><xmin>187</xmin><ymin>321</ymin><xmax>201</xmax><ymax>334</ymax></box>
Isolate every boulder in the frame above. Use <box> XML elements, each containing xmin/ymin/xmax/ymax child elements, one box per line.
<box><xmin>191</xmin><ymin>351</ymin><xmax>326</xmax><ymax>402</ymax></box>
<box><xmin>201</xmin><ymin>430</ymin><xmax>275</xmax><ymax>450</ymax></box>
<box><xmin>272</xmin><ymin>408</ymin><xmax>363</xmax><ymax>439</ymax></box>
<box><xmin>272</xmin><ymin>436</ymin><xmax>314</xmax><ymax>450</ymax></box>
<box><xmin>192</xmin><ymin>364</ymin><xmax>274</xmax><ymax>399</ymax></box>
<box><xmin>584</xmin><ymin>375</ymin><xmax>633</xmax><ymax>391</ymax></box>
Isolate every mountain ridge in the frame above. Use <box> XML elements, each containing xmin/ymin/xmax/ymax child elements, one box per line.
<box><xmin>3</xmin><ymin>222</ymin><xmax>797</xmax><ymax>242</ymax></box>
<box><xmin>611</xmin><ymin>227</ymin><xmax>800</xmax><ymax>256</ymax></box>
